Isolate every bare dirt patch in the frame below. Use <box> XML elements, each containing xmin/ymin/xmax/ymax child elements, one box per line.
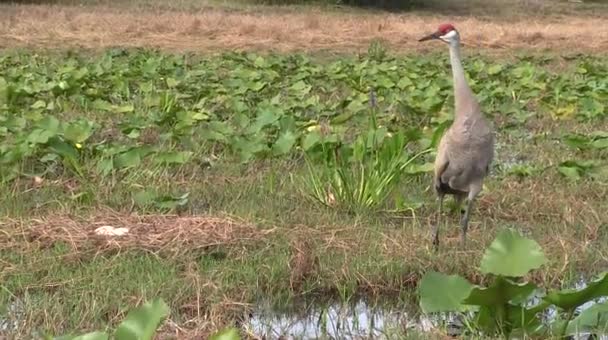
<box><xmin>1</xmin><ymin>4</ymin><xmax>607</xmax><ymax>53</ymax></box>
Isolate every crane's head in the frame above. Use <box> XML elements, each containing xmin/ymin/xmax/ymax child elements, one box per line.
<box><xmin>418</xmin><ymin>23</ymin><xmax>459</xmax><ymax>45</ymax></box>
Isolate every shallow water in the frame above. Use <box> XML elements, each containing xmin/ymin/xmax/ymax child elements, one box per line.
<box><xmin>244</xmin><ymin>300</ymin><xmax>463</xmax><ymax>339</ymax></box>
<box><xmin>2</xmin><ymin>278</ymin><xmax>608</xmax><ymax>338</ymax></box>
<box><xmin>244</xmin><ymin>277</ymin><xmax>608</xmax><ymax>339</ymax></box>
<box><xmin>0</xmin><ymin>298</ymin><xmax>23</xmax><ymax>333</ymax></box>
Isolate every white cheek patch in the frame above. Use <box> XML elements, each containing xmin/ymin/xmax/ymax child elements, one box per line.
<box><xmin>440</xmin><ymin>30</ymin><xmax>458</xmax><ymax>40</ymax></box>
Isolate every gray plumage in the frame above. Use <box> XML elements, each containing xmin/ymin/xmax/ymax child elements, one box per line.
<box><xmin>419</xmin><ymin>24</ymin><xmax>495</xmax><ymax>250</ymax></box>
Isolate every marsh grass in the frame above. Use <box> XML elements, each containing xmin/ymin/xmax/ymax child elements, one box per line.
<box><xmin>0</xmin><ymin>41</ymin><xmax>608</xmax><ymax>339</ymax></box>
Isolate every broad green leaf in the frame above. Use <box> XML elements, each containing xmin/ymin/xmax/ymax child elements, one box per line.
<box><xmin>63</xmin><ymin>121</ymin><xmax>95</xmax><ymax>144</ymax></box>
<box><xmin>209</xmin><ymin>327</ymin><xmax>241</xmax><ymax>340</ymax></box>
<box><xmin>552</xmin><ymin>104</ymin><xmax>577</xmax><ymax>119</ymax></box>
<box><xmin>204</xmin><ymin>121</ymin><xmax>234</xmax><ymax>142</ymax></box>
<box><xmin>558</xmin><ymin>160</ymin><xmax>596</xmax><ymax>180</ymax></box>
<box><xmin>71</xmin><ymin>332</ymin><xmax>109</xmax><ymax>340</ymax></box>
<box><xmin>375</xmin><ymin>75</ymin><xmax>395</xmax><ymax>89</ymax></box>
<box><xmin>233</xmin><ymin>135</ymin><xmax>268</xmax><ymax>163</ymax></box>
<box><xmin>508</xmin><ymin>302</ymin><xmax>549</xmax><ymax>336</ymax></box>
<box><xmin>48</xmin><ymin>139</ymin><xmax>80</xmax><ymax>162</ymax></box>
<box><xmin>253</xmin><ymin>56</ymin><xmax>266</xmax><ymax>68</ymax></box>
<box><xmin>506</xmin><ymin>164</ymin><xmax>540</xmax><ymax>178</ymax></box>
<box><xmin>463</xmin><ymin>276</ymin><xmax>537</xmax><ymax>307</ymax></box>
<box><xmin>472</xmin><ymin>303</ymin><xmax>545</xmax><ymax>336</ymax></box>
<box><xmin>27</xmin><ymin>129</ymin><xmax>56</xmax><ymax>144</ymax></box>
<box><xmin>53</xmin><ymin>332</ymin><xmax>109</xmax><ymax>340</ymax></box>
<box><xmin>166</xmin><ymin>77</ymin><xmax>179</xmax><ymax>88</ymax></box>
<box><xmin>272</xmin><ymin>130</ymin><xmax>296</xmax><ymax>156</ymax></box>
<box><xmin>544</xmin><ymin>272</ymin><xmax>608</xmax><ymax>311</ymax></box>
<box><xmin>114</xmin><ymin>298</ymin><xmax>170</xmax><ymax>340</ymax></box>
<box><xmin>40</xmin><ymin>153</ymin><xmax>59</xmax><ymax>162</ymax></box>
<box><xmin>154</xmin><ymin>192</ymin><xmax>190</xmax><ymax>210</ymax></box>
<box><xmin>565</xmin><ymin>301</ymin><xmax>608</xmax><ymax>335</ymax></box>
<box><xmin>38</xmin><ymin>116</ymin><xmax>61</xmax><ymax>132</ymax></box>
<box><xmin>397</xmin><ymin>76</ymin><xmax>413</xmax><ymax>89</ymax></box>
<box><xmin>115</xmin><ymin>148</ymin><xmax>146</xmax><ymax>169</ymax></box>
<box><xmin>487</xmin><ymin>64</ymin><xmax>503</xmax><ymax>75</ymax></box>
<box><xmin>190</xmin><ymin>111</ymin><xmax>209</xmax><ymax>121</ymax></box>
<box><xmin>91</xmin><ymin>99</ymin><xmax>114</xmax><ymax>112</ymax></box>
<box><xmin>127</xmin><ymin>130</ymin><xmax>140</xmax><ymax>139</ymax></box>
<box><xmin>402</xmin><ymin>162</ymin><xmax>434</xmax><ymax>175</ymax></box>
<box><xmin>115</xmin><ymin>104</ymin><xmax>134</xmax><ymax>113</ymax></box>
<box><xmin>252</xmin><ymin>109</ymin><xmax>280</xmax><ymax>130</ymax></box>
<box><xmin>96</xmin><ymin>158</ymin><xmax>114</xmax><ymax>176</ymax></box>
<box><xmin>590</xmin><ymin>131</ymin><xmax>608</xmax><ymax>139</ymax></box>
<box><xmin>562</xmin><ymin>134</ymin><xmax>590</xmax><ymax>150</ymax></box>
<box><xmin>558</xmin><ymin>164</ymin><xmax>583</xmax><ymax>180</ymax></box>
<box><xmin>289</xmin><ymin>80</ymin><xmax>311</xmax><ymax>94</ymax></box>
<box><xmin>153</xmin><ymin>151</ymin><xmax>193</xmax><ymax>165</ymax></box>
<box><xmin>591</xmin><ymin>138</ymin><xmax>608</xmax><ymax>149</ymax></box>
<box><xmin>330</xmin><ymin>111</ymin><xmax>355</xmax><ymax>125</ymax></box>
<box><xmin>344</xmin><ymin>99</ymin><xmax>366</xmax><ymax>114</ymax></box>
<box><xmin>249</xmin><ymin>80</ymin><xmax>266</xmax><ymax>92</ymax></box>
<box><xmin>302</xmin><ymin>131</ymin><xmax>322</xmax><ymax>151</ymax></box>
<box><xmin>31</xmin><ymin>100</ymin><xmax>47</xmax><ymax>109</ymax></box>
<box><xmin>133</xmin><ymin>190</ymin><xmax>156</xmax><ymax>206</ymax></box>
<box><xmin>479</xmin><ymin>228</ymin><xmax>546</xmax><ymax>277</ymax></box>
<box><xmin>418</xmin><ymin>272</ymin><xmax>474</xmax><ymax>313</ymax></box>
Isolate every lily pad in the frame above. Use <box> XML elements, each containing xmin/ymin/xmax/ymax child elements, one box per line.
<box><xmin>479</xmin><ymin>228</ymin><xmax>547</xmax><ymax>277</ymax></box>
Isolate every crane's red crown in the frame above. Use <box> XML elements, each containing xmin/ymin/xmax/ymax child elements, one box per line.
<box><xmin>438</xmin><ymin>23</ymin><xmax>456</xmax><ymax>35</ymax></box>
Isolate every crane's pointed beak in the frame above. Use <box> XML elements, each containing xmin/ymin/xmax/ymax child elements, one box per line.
<box><xmin>418</xmin><ymin>32</ymin><xmax>440</xmax><ymax>42</ymax></box>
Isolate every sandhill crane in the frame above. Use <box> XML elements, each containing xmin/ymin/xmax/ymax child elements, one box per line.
<box><xmin>418</xmin><ymin>24</ymin><xmax>495</xmax><ymax>250</ymax></box>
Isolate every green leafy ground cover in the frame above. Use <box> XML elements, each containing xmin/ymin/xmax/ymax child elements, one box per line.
<box><xmin>1</xmin><ymin>46</ymin><xmax>608</xmax><ymax>338</ymax></box>
<box><xmin>1</xmin><ymin>49</ymin><xmax>606</xmax><ymax>186</ymax></box>
<box><xmin>420</xmin><ymin>228</ymin><xmax>608</xmax><ymax>338</ymax></box>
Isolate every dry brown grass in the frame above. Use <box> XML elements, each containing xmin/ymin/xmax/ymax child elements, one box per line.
<box><xmin>1</xmin><ymin>4</ymin><xmax>607</xmax><ymax>53</ymax></box>
<box><xmin>0</xmin><ymin>211</ymin><xmax>273</xmax><ymax>256</ymax></box>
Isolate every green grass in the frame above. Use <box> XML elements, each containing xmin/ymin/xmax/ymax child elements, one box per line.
<box><xmin>1</xmin><ymin>46</ymin><xmax>607</xmax><ymax>338</ymax></box>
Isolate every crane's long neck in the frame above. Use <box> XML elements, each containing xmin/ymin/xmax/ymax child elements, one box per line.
<box><xmin>448</xmin><ymin>40</ymin><xmax>479</xmax><ymax>119</ymax></box>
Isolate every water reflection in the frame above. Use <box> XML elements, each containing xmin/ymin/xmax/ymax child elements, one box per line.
<box><xmin>2</xmin><ymin>277</ymin><xmax>608</xmax><ymax>338</ymax></box>
<box><xmin>245</xmin><ymin>277</ymin><xmax>608</xmax><ymax>339</ymax></box>
<box><xmin>245</xmin><ymin>300</ymin><xmax>464</xmax><ymax>339</ymax></box>
<box><xmin>0</xmin><ymin>298</ymin><xmax>23</xmax><ymax>333</ymax></box>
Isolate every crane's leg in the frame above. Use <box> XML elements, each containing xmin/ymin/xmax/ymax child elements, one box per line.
<box><xmin>432</xmin><ymin>193</ymin><xmax>445</xmax><ymax>252</ymax></box>
<box><xmin>461</xmin><ymin>183</ymin><xmax>482</xmax><ymax>248</ymax></box>
<box><xmin>460</xmin><ymin>198</ymin><xmax>474</xmax><ymax>247</ymax></box>
<box><xmin>454</xmin><ymin>193</ymin><xmax>466</xmax><ymax>216</ymax></box>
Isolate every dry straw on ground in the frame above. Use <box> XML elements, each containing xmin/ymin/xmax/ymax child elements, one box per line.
<box><xmin>1</xmin><ymin>210</ymin><xmax>273</xmax><ymax>255</ymax></box>
<box><xmin>0</xmin><ymin>4</ymin><xmax>607</xmax><ymax>53</ymax></box>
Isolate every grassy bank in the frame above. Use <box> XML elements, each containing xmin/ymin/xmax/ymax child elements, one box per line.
<box><xmin>0</xmin><ymin>44</ymin><xmax>607</xmax><ymax>338</ymax></box>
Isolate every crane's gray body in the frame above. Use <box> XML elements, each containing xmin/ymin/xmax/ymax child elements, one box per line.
<box><xmin>434</xmin><ymin>104</ymin><xmax>494</xmax><ymax>197</ymax></box>
<box><xmin>429</xmin><ymin>28</ymin><xmax>495</xmax><ymax>250</ymax></box>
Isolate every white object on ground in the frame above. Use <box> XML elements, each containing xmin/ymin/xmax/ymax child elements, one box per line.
<box><xmin>94</xmin><ymin>225</ymin><xmax>129</xmax><ymax>236</ymax></box>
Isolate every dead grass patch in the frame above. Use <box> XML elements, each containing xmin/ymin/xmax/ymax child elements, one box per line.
<box><xmin>0</xmin><ymin>4</ymin><xmax>607</xmax><ymax>53</ymax></box>
<box><xmin>1</xmin><ymin>210</ymin><xmax>273</xmax><ymax>256</ymax></box>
